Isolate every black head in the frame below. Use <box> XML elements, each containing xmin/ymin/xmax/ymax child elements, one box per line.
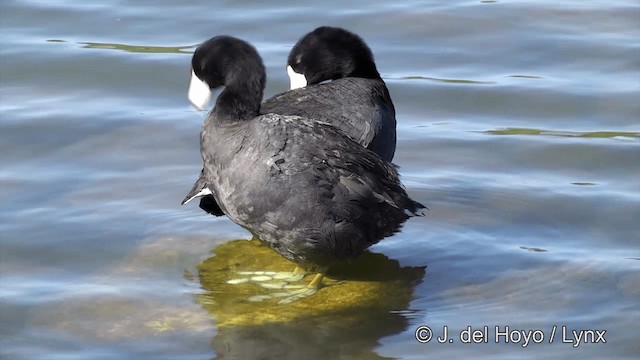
<box><xmin>188</xmin><ymin>35</ymin><xmax>266</xmax><ymax>115</ymax></box>
<box><xmin>286</xmin><ymin>26</ymin><xmax>380</xmax><ymax>87</ymax></box>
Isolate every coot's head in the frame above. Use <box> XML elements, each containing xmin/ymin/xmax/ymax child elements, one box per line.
<box><xmin>188</xmin><ymin>36</ymin><xmax>266</xmax><ymax>111</ymax></box>
<box><xmin>286</xmin><ymin>26</ymin><xmax>380</xmax><ymax>89</ymax></box>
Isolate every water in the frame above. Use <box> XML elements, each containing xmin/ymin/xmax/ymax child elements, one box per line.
<box><xmin>1</xmin><ymin>0</ymin><xmax>638</xmax><ymax>359</ymax></box>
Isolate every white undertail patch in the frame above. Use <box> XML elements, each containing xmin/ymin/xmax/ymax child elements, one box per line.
<box><xmin>182</xmin><ymin>187</ymin><xmax>213</xmax><ymax>205</ymax></box>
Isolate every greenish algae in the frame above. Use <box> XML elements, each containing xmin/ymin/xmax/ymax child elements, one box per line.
<box><xmin>508</xmin><ymin>74</ymin><xmax>542</xmax><ymax>79</ymax></box>
<box><xmin>399</xmin><ymin>76</ymin><xmax>495</xmax><ymax>84</ymax></box>
<box><xmin>79</xmin><ymin>42</ymin><xmax>195</xmax><ymax>54</ymax></box>
<box><xmin>483</xmin><ymin>127</ymin><xmax>640</xmax><ymax>139</ymax></box>
<box><xmin>196</xmin><ymin>239</ymin><xmax>425</xmax><ymax>328</ymax></box>
<box><xmin>486</xmin><ymin>128</ymin><xmax>543</xmax><ymax>136</ymax></box>
<box><xmin>578</xmin><ymin>131</ymin><xmax>640</xmax><ymax>138</ymax></box>
<box><xmin>520</xmin><ymin>246</ymin><xmax>548</xmax><ymax>253</ymax></box>
<box><xmin>196</xmin><ymin>239</ymin><xmax>425</xmax><ymax>359</ymax></box>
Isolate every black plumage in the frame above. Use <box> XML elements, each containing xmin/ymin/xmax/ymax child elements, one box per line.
<box><xmin>185</xmin><ymin>35</ymin><xmax>424</xmax><ymax>269</ymax></box>
<box><xmin>183</xmin><ymin>27</ymin><xmax>397</xmax><ymax>215</ymax></box>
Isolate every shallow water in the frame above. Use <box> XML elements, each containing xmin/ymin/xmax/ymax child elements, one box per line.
<box><xmin>1</xmin><ymin>0</ymin><xmax>639</xmax><ymax>359</ymax></box>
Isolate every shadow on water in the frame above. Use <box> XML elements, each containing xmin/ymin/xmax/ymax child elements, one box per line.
<box><xmin>196</xmin><ymin>239</ymin><xmax>425</xmax><ymax>360</ymax></box>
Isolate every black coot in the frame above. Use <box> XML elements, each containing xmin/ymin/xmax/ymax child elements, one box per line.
<box><xmin>184</xmin><ymin>27</ymin><xmax>397</xmax><ymax>216</ymax></box>
<box><xmin>185</xmin><ymin>35</ymin><xmax>424</xmax><ymax>290</ymax></box>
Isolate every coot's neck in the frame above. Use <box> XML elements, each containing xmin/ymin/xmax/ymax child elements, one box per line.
<box><xmin>348</xmin><ymin>62</ymin><xmax>381</xmax><ymax>80</ymax></box>
<box><xmin>212</xmin><ymin>77</ymin><xmax>263</xmax><ymax>122</ymax></box>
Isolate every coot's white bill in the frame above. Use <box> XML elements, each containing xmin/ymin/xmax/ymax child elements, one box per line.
<box><xmin>188</xmin><ymin>70</ymin><xmax>212</xmax><ymax>110</ymax></box>
<box><xmin>287</xmin><ymin>65</ymin><xmax>307</xmax><ymax>90</ymax></box>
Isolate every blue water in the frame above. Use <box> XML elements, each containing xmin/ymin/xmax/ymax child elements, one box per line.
<box><xmin>1</xmin><ymin>0</ymin><xmax>639</xmax><ymax>359</ymax></box>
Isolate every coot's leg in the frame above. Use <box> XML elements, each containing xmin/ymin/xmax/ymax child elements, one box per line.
<box><xmin>307</xmin><ymin>273</ymin><xmax>324</xmax><ymax>289</ymax></box>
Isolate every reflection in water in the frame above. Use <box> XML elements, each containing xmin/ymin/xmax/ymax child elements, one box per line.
<box><xmin>196</xmin><ymin>239</ymin><xmax>425</xmax><ymax>359</ymax></box>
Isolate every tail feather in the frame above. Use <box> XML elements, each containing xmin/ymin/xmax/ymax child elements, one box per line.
<box><xmin>405</xmin><ymin>199</ymin><xmax>428</xmax><ymax>217</ymax></box>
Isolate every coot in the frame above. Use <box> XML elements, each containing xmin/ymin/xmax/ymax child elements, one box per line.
<box><xmin>184</xmin><ymin>26</ymin><xmax>397</xmax><ymax>217</ymax></box>
<box><xmin>186</xmin><ymin>35</ymin><xmax>424</xmax><ymax>293</ymax></box>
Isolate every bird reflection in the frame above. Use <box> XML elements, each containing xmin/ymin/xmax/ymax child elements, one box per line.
<box><xmin>195</xmin><ymin>239</ymin><xmax>425</xmax><ymax>360</ymax></box>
